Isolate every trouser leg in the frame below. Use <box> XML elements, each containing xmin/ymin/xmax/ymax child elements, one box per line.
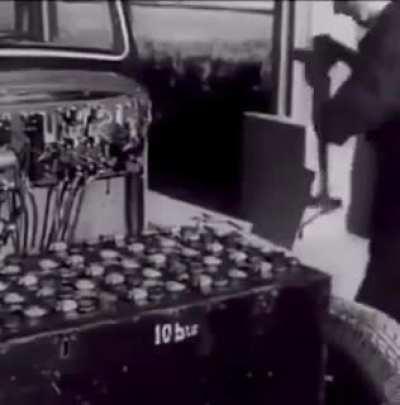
<box><xmin>356</xmin><ymin>235</ymin><xmax>400</xmax><ymax>322</ymax></box>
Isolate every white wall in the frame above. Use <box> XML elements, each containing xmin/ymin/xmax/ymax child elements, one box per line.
<box><xmin>291</xmin><ymin>1</ymin><xmax>370</xmax><ymax>299</ymax></box>
<box><xmin>291</xmin><ymin>0</ymin><xmax>359</xmax><ymax>198</ymax></box>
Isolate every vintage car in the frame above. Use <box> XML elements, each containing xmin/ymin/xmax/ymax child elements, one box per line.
<box><xmin>0</xmin><ymin>1</ymin><xmax>396</xmax><ymax>405</ymax></box>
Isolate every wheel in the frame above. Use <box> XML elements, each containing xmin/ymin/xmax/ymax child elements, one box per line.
<box><xmin>324</xmin><ymin>296</ymin><xmax>400</xmax><ymax>404</ymax></box>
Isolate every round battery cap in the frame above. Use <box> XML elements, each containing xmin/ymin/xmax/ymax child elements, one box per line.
<box><xmin>68</xmin><ymin>254</ymin><xmax>85</xmax><ymax>267</ymax></box>
<box><xmin>182</xmin><ymin>248</ymin><xmax>200</xmax><ymax>258</ymax></box>
<box><xmin>121</xmin><ymin>258</ymin><xmax>140</xmax><ymax>271</ymax></box>
<box><xmin>19</xmin><ymin>273</ymin><xmax>39</xmax><ymax>287</ymax></box>
<box><xmin>77</xmin><ymin>298</ymin><xmax>98</xmax><ymax>313</ymax></box>
<box><xmin>187</xmin><ymin>232</ymin><xmax>200</xmax><ymax>242</ymax></box>
<box><xmin>60</xmin><ymin>267</ymin><xmax>77</xmax><ymax>279</ymax></box>
<box><xmin>176</xmin><ymin>271</ymin><xmax>189</xmax><ymax>282</ymax></box>
<box><xmin>160</xmin><ymin>238</ymin><xmax>176</xmax><ymax>249</ymax></box>
<box><xmin>228</xmin><ymin>268</ymin><xmax>248</xmax><ymax>280</ymax></box>
<box><xmin>24</xmin><ymin>305</ymin><xmax>48</xmax><ymax>318</ymax></box>
<box><xmin>100</xmin><ymin>249</ymin><xmax>119</xmax><ymax>261</ymax></box>
<box><xmin>229</xmin><ymin>251</ymin><xmax>248</xmax><ymax>263</ymax></box>
<box><xmin>128</xmin><ymin>287</ymin><xmax>148</xmax><ymax>303</ymax></box>
<box><xmin>37</xmin><ymin>286</ymin><xmax>56</xmax><ymax>298</ymax></box>
<box><xmin>0</xmin><ymin>280</ymin><xmax>8</xmax><ymax>292</ymax></box>
<box><xmin>213</xmin><ymin>274</ymin><xmax>229</xmax><ymax>288</ymax></box>
<box><xmin>105</xmin><ymin>272</ymin><xmax>125</xmax><ymax>285</ymax></box>
<box><xmin>114</xmin><ymin>234</ymin><xmax>126</xmax><ymax>247</ymax></box>
<box><xmin>4</xmin><ymin>292</ymin><xmax>25</xmax><ymax>304</ymax></box>
<box><xmin>203</xmin><ymin>256</ymin><xmax>222</xmax><ymax>267</ymax></box>
<box><xmin>1</xmin><ymin>264</ymin><xmax>21</xmax><ymax>275</ymax></box>
<box><xmin>213</xmin><ymin>277</ymin><xmax>229</xmax><ymax>289</ymax></box>
<box><xmin>199</xmin><ymin>274</ymin><xmax>213</xmax><ymax>295</ymax></box>
<box><xmin>39</xmin><ymin>259</ymin><xmax>59</xmax><ymax>272</ymax></box>
<box><xmin>75</xmin><ymin>278</ymin><xmax>96</xmax><ymax>291</ymax></box>
<box><xmin>143</xmin><ymin>268</ymin><xmax>162</xmax><ymax>279</ymax></box>
<box><xmin>200</xmin><ymin>274</ymin><xmax>213</xmax><ymax>288</ymax></box>
<box><xmin>128</xmin><ymin>243</ymin><xmax>145</xmax><ymax>254</ymax></box>
<box><xmin>148</xmin><ymin>254</ymin><xmax>166</xmax><ymax>267</ymax></box>
<box><xmin>142</xmin><ymin>279</ymin><xmax>161</xmax><ymax>288</ymax></box>
<box><xmin>207</xmin><ymin>242</ymin><xmax>224</xmax><ymax>254</ymax></box>
<box><xmin>166</xmin><ymin>280</ymin><xmax>186</xmax><ymax>293</ymax></box>
<box><xmin>260</xmin><ymin>261</ymin><xmax>273</xmax><ymax>279</ymax></box>
<box><xmin>87</xmin><ymin>263</ymin><xmax>105</xmax><ymax>277</ymax></box>
<box><xmin>51</xmin><ymin>241</ymin><xmax>68</xmax><ymax>253</ymax></box>
<box><xmin>57</xmin><ymin>299</ymin><xmax>78</xmax><ymax>313</ymax></box>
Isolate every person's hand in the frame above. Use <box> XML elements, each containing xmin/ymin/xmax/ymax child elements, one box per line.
<box><xmin>313</xmin><ymin>34</ymin><xmax>340</xmax><ymax>57</ymax></box>
<box><xmin>314</xmin><ymin>34</ymin><xmax>357</xmax><ymax>67</ymax></box>
<box><xmin>304</xmin><ymin>35</ymin><xmax>338</xmax><ymax>88</ymax></box>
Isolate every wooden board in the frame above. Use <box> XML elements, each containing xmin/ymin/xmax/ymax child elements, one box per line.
<box><xmin>241</xmin><ymin>112</ymin><xmax>314</xmax><ymax>249</ymax></box>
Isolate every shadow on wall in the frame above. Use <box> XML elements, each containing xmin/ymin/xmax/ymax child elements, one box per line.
<box><xmin>135</xmin><ymin>37</ymin><xmax>275</xmax><ymax>215</ymax></box>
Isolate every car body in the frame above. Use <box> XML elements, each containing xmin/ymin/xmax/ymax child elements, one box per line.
<box><xmin>0</xmin><ymin>0</ymin><xmax>151</xmax><ymax>241</ymax></box>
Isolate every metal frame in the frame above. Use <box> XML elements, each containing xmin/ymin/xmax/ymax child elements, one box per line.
<box><xmin>132</xmin><ymin>1</ymin><xmax>275</xmax><ymax>15</ymax></box>
<box><xmin>0</xmin><ymin>0</ymin><xmax>130</xmax><ymax>61</ymax></box>
<box><xmin>272</xmin><ymin>0</ymin><xmax>295</xmax><ymax>117</ymax></box>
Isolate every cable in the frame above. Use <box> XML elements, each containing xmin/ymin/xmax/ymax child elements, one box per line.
<box><xmin>10</xmin><ymin>191</ymin><xmax>20</xmax><ymax>254</ymax></box>
<box><xmin>16</xmin><ymin>177</ymin><xmax>32</xmax><ymax>255</ymax></box>
<box><xmin>297</xmin><ymin>207</ymin><xmax>330</xmax><ymax>239</ymax></box>
<box><xmin>67</xmin><ymin>177</ymin><xmax>91</xmax><ymax>244</ymax></box>
<box><xmin>18</xmin><ymin>189</ymin><xmax>29</xmax><ymax>255</ymax></box>
<box><xmin>46</xmin><ymin>180</ymin><xmax>68</xmax><ymax>249</ymax></box>
<box><xmin>40</xmin><ymin>186</ymin><xmax>54</xmax><ymax>251</ymax></box>
<box><xmin>55</xmin><ymin>181</ymin><xmax>69</xmax><ymax>240</ymax></box>
<box><xmin>27</xmin><ymin>188</ymin><xmax>38</xmax><ymax>251</ymax></box>
<box><xmin>60</xmin><ymin>176</ymin><xmax>81</xmax><ymax>241</ymax></box>
<box><xmin>49</xmin><ymin>181</ymin><xmax>67</xmax><ymax>247</ymax></box>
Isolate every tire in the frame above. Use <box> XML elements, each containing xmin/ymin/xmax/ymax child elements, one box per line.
<box><xmin>325</xmin><ymin>296</ymin><xmax>400</xmax><ymax>404</ymax></box>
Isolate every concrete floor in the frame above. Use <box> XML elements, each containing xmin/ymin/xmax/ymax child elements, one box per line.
<box><xmin>293</xmin><ymin>135</ymin><xmax>371</xmax><ymax>301</ymax></box>
<box><xmin>148</xmin><ymin>135</ymin><xmax>370</xmax><ymax>302</ymax></box>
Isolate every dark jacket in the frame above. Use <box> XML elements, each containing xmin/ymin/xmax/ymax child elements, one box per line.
<box><xmin>319</xmin><ymin>1</ymin><xmax>400</xmax><ymax>234</ymax></box>
<box><xmin>319</xmin><ymin>1</ymin><xmax>400</xmax><ymax>145</ymax></box>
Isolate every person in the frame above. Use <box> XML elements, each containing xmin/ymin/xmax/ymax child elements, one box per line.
<box><xmin>314</xmin><ymin>0</ymin><xmax>400</xmax><ymax>321</ymax></box>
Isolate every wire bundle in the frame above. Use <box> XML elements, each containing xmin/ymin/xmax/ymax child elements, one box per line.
<box><xmin>41</xmin><ymin>175</ymin><xmax>91</xmax><ymax>250</ymax></box>
<box><xmin>0</xmin><ymin>170</ymin><xmax>37</xmax><ymax>255</ymax></box>
<box><xmin>0</xmin><ymin>173</ymin><xmax>89</xmax><ymax>254</ymax></box>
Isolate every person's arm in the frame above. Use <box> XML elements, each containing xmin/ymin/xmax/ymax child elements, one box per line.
<box><xmin>317</xmin><ymin>30</ymin><xmax>400</xmax><ymax>145</ymax></box>
<box><xmin>314</xmin><ymin>34</ymin><xmax>358</xmax><ymax>69</ymax></box>
<box><xmin>304</xmin><ymin>35</ymin><xmax>357</xmax><ymax>89</ymax></box>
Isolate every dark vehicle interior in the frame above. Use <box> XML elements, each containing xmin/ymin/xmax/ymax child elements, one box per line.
<box><xmin>131</xmin><ymin>1</ymin><xmax>278</xmax><ymax>217</ymax></box>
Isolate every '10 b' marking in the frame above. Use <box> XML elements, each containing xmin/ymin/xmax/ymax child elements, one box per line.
<box><xmin>155</xmin><ymin>322</ymin><xmax>199</xmax><ymax>345</ymax></box>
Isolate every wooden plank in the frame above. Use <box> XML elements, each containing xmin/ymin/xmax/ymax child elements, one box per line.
<box><xmin>241</xmin><ymin>112</ymin><xmax>314</xmax><ymax>249</ymax></box>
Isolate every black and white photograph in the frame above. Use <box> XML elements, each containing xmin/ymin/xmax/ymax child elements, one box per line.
<box><xmin>0</xmin><ymin>0</ymin><xmax>398</xmax><ymax>404</ymax></box>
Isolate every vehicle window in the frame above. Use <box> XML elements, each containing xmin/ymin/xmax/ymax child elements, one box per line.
<box><xmin>0</xmin><ymin>1</ymin><xmax>15</xmax><ymax>32</ymax></box>
<box><xmin>49</xmin><ymin>0</ymin><xmax>115</xmax><ymax>51</ymax></box>
<box><xmin>0</xmin><ymin>0</ymin><xmax>125</xmax><ymax>55</ymax></box>
<box><xmin>131</xmin><ymin>0</ymin><xmax>275</xmax><ymax>114</ymax></box>
<box><xmin>130</xmin><ymin>1</ymin><xmax>280</xmax><ymax>215</ymax></box>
